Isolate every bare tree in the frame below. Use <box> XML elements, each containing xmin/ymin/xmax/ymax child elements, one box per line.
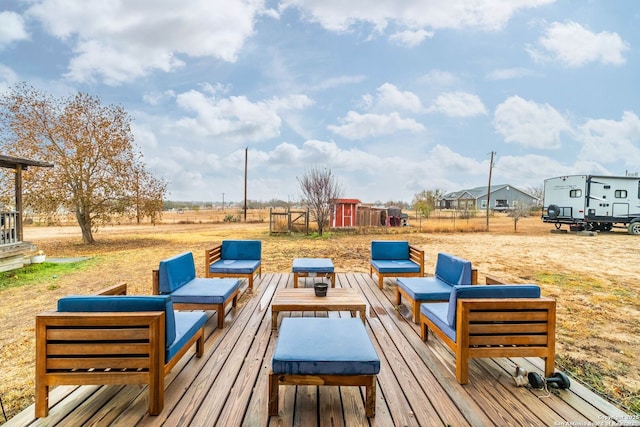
<box><xmin>297</xmin><ymin>166</ymin><xmax>343</xmax><ymax>236</ymax></box>
<box><xmin>412</xmin><ymin>189</ymin><xmax>445</xmax><ymax>219</ymax></box>
<box><xmin>509</xmin><ymin>202</ymin><xmax>534</xmax><ymax>232</ymax></box>
<box><xmin>0</xmin><ymin>83</ymin><xmax>167</xmax><ymax>243</ymax></box>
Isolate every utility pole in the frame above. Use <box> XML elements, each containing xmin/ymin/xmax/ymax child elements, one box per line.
<box><xmin>243</xmin><ymin>147</ymin><xmax>248</xmax><ymax>222</ymax></box>
<box><xmin>222</xmin><ymin>193</ymin><xmax>225</xmax><ymax>211</ymax></box>
<box><xmin>486</xmin><ymin>151</ymin><xmax>495</xmax><ymax>231</ymax></box>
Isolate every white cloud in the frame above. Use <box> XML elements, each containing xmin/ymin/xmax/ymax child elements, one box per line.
<box><xmin>0</xmin><ymin>64</ymin><xmax>19</xmax><ymax>93</ymax></box>
<box><xmin>428</xmin><ymin>92</ymin><xmax>487</xmax><ymax>117</ymax></box>
<box><xmin>171</xmin><ymin>89</ymin><xmax>312</xmax><ymax>143</ymax></box>
<box><xmin>418</xmin><ymin>69</ymin><xmax>459</xmax><ymax>87</ymax></box>
<box><xmin>280</xmin><ymin>0</ymin><xmax>555</xmax><ymax>35</ymax></box>
<box><xmin>0</xmin><ymin>11</ymin><xmax>29</xmax><ymax>48</ymax></box>
<box><xmin>577</xmin><ymin>111</ymin><xmax>640</xmax><ymax>165</ymax></box>
<box><xmin>389</xmin><ymin>29</ymin><xmax>433</xmax><ymax>47</ymax></box>
<box><xmin>328</xmin><ymin>111</ymin><xmax>424</xmax><ymax>139</ymax></box>
<box><xmin>493</xmin><ymin>95</ymin><xmax>572</xmax><ymax>149</ymax></box>
<box><xmin>26</xmin><ymin>0</ymin><xmax>268</xmax><ymax>85</ymax></box>
<box><xmin>528</xmin><ymin>21</ymin><xmax>629</xmax><ymax>67</ymax></box>
<box><xmin>365</xmin><ymin>83</ymin><xmax>423</xmax><ymax>113</ymax></box>
<box><xmin>486</xmin><ymin>67</ymin><xmax>536</xmax><ymax>80</ymax></box>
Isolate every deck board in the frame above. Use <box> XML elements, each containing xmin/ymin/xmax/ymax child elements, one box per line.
<box><xmin>7</xmin><ymin>273</ymin><xmax>638</xmax><ymax>427</ymax></box>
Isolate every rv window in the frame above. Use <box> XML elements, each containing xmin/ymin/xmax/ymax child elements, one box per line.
<box><xmin>570</xmin><ymin>189</ymin><xmax>582</xmax><ymax>198</ymax></box>
<box><xmin>615</xmin><ymin>190</ymin><xmax>627</xmax><ymax>198</ymax></box>
<box><xmin>604</xmin><ymin>185</ymin><xmax>611</xmax><ymax>189</ymax></box>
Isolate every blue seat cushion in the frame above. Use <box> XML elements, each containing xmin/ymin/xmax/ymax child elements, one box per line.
<box><xmin>420</xmin><ymin>302</ymin><xmax>456</xmax><ymax>342</ymax></box>
<box><xmin>221</xmin><ymin>240</ymin><xmax>261</xmax><ymax>260</ymax></box>
<box><xmin>446</xmin><ymin>285</ymin><xmax>542</xmax><ymax>327</ymax></box>
<box><xmin>158</xmin><ymin>252</ymin><xmax>197</xmax><ymax>293</ymax></box>
<box><xmin>209</xmin><ymin>259</ymin><xmax>260</xmax><ymax>274</ymax></box>
<box><xmin>168</xmin><ymin>311</ymin><xmax>207</xmax><ymax>362</ymax></box>
<box><xmin>169</xmin><ymin>278</ymin><xmax>239</xmax><ymax>304</ymax></box>
<box><xmin>292</xmin><ymin>258</ymin><xmax>334</xmax><ymax>273</ymax></box>
<box><xmin>397</xmin><ymin>277</ymin><xmax>452</xmax><ymax>301</ymax></box>
<box><xmin>57</xmin><ymin>295</ymin><xmax>177</xmax><ymax>349</ymax></box>
<box><xmin>370</xmin><ymin>259</ymin><xmax>420</xmax><ymax>273</ymax></box>
<box><xmin>434</xmin><ymin>253</ymin><xmax>472</xmax><ymax>286</ymax></box>
<box><xmin>371</xmin><ymin>240</ymin><xmax>409</xmax><ymax>260</ymax></box>
<box><xmin>272</xmin><ymin>318</ymin><xmax>380</xmax><ymax>376</ymax></box>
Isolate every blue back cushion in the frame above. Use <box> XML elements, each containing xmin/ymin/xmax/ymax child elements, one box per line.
<box><xmin>221</xmin><ymin>240</ymin><xmax>261</xmax><ymax>260</ymax></box>
<box><xmin>57</xmin><ymin>295</ymin><xmax>176</xmax><ymax>348</ymax></box>
<box><xmin>371</xmin><ymin>240</ymin><xmax>409</xmax><ymax>260</ymax></box>
<box><xmin>447</xmin><ymin>284</ymin><xmax>541</xmax><ymax>327</ymax></box>
<box><xmin>435</xmin><ymin>253</ymin><xmax>472</xmax><ymax>286</ymax></box>
<box><xmin>158</xmin><ymin>252</ymin><xmax>196</xmax><ymax>293</ymax></box>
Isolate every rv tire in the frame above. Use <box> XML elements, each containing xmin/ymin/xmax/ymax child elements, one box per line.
<box><xmin>547</xmin><ymin>204</ymin><xmax>560</xmax><ymax>219</ymax></box>
<box><xmin>628</xmin><ymin>221</ymin><xmax>640</xmax><ymax>235</ymax></box>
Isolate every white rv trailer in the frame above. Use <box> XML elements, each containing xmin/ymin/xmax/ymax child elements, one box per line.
<box><xmin>542</xmin><ymin>175</ymin><xmax>640</xmax><ymax>235</ymax></box>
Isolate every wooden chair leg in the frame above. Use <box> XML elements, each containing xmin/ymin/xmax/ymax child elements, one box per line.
<box><xmin>35</xmin><ymin>384</ymin><xmax>48</xmax><ymax>418</ymax></box>
<box><xmin>217</xmin><ymin>305</ymin><xmax>225</xmax><ymax>329</ymax></box>
<box><xmin>268</xmin><ymin>373</ymin><xmax>279</xmax><ymax>416</ymax></box>
<box><xmin>412</xmin><ymin>301</ymin><xmax>420</xmax><ymax>324</ymax></box>
<box><xmin>365</xmin><ymin>376</ymin><xmax>376</xmax><ymax>417</ymax></box>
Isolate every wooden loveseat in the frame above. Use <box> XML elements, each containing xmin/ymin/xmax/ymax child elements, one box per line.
<box><xmin>420</xmin><ymin>284</ymin><xmax>556</xmax><ymax>384</ymax></box>
<box><xmin>396</xmin><ymin>252</ymin><xmax>477</xmax><ymax>323</ymax></box>
<box><xmin>35</xmin><ymin>284</ymin><xmax>206</xmax><ymax>418</ymax></box>
<box><xmin>205</xmin><ymin>240</ymin><xmax>262</xmax><ymax>291</ymax></box>
<box><xmin>369</xmin><ymin>240</ymin><xmax>424</xmax><ymax>289</ymax></box>
<box><xmin>153</xmin><ymin>251</ymin><xmax>240</xmax><ymax>329</ymax></box>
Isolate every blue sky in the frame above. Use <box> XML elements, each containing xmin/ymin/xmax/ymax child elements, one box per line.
<box><xmin>1</xmin><ymin>0</ymin><xmax>638</xmax><ymax>204</ymax></box>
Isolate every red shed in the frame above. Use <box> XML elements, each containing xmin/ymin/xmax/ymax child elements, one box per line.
<box><xmin>332</xmin><ymin>199</ymin><xmax>360</xmax><ymax>228</ymax></box>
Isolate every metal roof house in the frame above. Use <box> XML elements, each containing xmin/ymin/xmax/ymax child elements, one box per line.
<box><xmin>0</xmin><ymin>154</ymin><xmax>54</xmax><ymax>271</ymax></box>
<box><xmin>439</xmin><ymin>184</ymin><xmax>539</xmax><ymax>211</ymax></box>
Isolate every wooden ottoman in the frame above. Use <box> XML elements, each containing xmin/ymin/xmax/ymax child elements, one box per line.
<box><xmin>269</xmin><ymin>318</ymin><xmax>380</xmax><ymax>417</ymax></box>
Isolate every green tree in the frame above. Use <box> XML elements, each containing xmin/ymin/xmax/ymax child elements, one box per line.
<box><xmin>412</xmin><ymin>189</ymin><xmax>444</xmax><ymax>219</ymax></box>
<box><xmin>0</xmin><ymin>83</ymin><xmax>167</xmax><ymax>243</ymax></box>
<box><xmin>297</xmin><ymin>166</ymin><xmax>343</xmax><ymax>236</ymax></box>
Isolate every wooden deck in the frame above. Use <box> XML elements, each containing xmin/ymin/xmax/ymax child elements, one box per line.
<box><xmin>7</xmin><ymin>273</ymin><xmax>638</xmax><ymax>427</ymax></box>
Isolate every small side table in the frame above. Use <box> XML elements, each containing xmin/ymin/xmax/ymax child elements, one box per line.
<box><xmin>292</xmin><ymin>258</ymin><xmax>335</xmax><ymax>288</ymax></box>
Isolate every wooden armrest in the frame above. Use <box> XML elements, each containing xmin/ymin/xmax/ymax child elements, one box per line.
<box><xmin>205</xmin><ymin>243</ymin><xmax>223</xmax><ymax>264</ymax></box>
<box><xmin>485</xmin><ymin>275</ymin><xmax>506</xmax><ymax>285</ymax></box>
<box><xmin>408</xmin><ymin>245</ymin><xmax>425</xmax><ymax>274</ymax></box>
<box><xmin>95</xmin><ymin>282</ymin><xmax>127</xmax><ymax>295</ymax></box>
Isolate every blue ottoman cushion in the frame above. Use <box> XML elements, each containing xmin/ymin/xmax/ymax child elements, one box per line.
<box><xmin>272</xmin><ymin>318</ymin><xmax>380</xmax><ymax>376</ymax></box>
<box><xmin>292</xmin><ymin>258</ymin><xmax>334</xmax><ymax>273</ymax></box>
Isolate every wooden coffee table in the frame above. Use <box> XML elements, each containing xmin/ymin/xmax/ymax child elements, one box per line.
<box><xmin>271</xmin><ymin>288</ymin><xmax>367</xmax><ymax>330</ymax></box>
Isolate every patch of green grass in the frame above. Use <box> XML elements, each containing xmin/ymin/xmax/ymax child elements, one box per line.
<box><xmin>534</xmin><ymin>272</ymin><xmax>604</xmax><ymax>292</ymax></box>
<box><xmin>558</xmin><ymin>354</ymin><xmax>640</xmax><ymax>416</ymax></box>
<box><xmin>0</xmin><ymin>260</ymin><xmax>95</xmax><ymax>290</ymax></box>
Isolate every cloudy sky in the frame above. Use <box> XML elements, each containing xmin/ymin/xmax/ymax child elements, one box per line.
<box><xmin>1</xmin><ymin>1</ymin><xmax>638</xmax><ymax>204</ymax></box>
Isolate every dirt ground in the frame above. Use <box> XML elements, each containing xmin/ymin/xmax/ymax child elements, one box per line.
<box><xmin>1</xmin><ymin>212</ymin><xmax>638</xmax><ymax>421</ymax></box>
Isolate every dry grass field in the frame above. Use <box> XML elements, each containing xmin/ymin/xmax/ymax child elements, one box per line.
<box><xmin>1</xmin><ymin>209</ymin><xmax>638</xmax><ymax>422</ymax></box>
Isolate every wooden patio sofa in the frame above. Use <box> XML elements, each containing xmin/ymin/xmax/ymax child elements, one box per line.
<box><xmin>396</xmin><ymin>252</ymin><xmax>477</xmax><ymax>323</ymax></box>
<box><xmin>369</xmin><ymin>240</ymin><xmax>424</xmax><ymax>289</ymax></box>
<box><xmin>153</xmin><ymin>251</ymin><xmax>239</xmax><ymax>329</ymax></box>
<box><xmin>420</xmin><ymin>284</ymin><xmax>556</xmax><ymax>384</ymax></box>
<box><xmin>35</xmin><ymin>285</ymin><xmax>207</xmax><ymax>418</ymax></box>
<box><xmin>205</xmin><ymin>240</ymin><xmax>262</xmax><ymax>291</ymax></box>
